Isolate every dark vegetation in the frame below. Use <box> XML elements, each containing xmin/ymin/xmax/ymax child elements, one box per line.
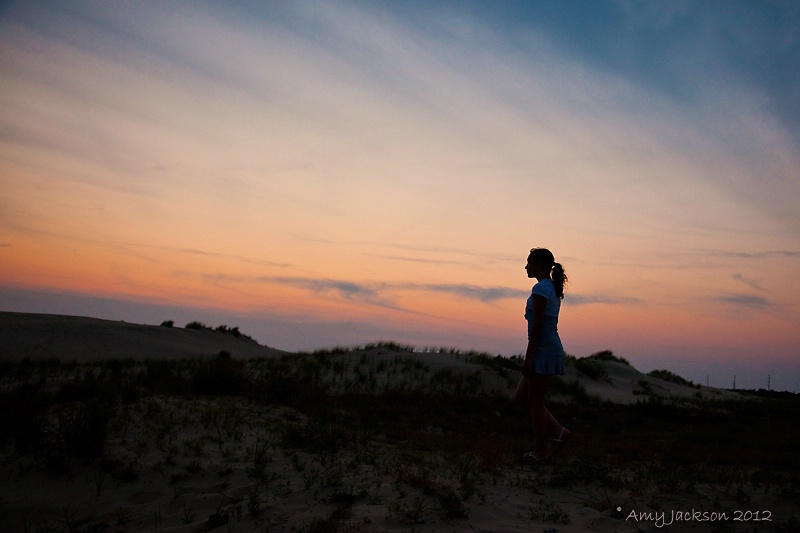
<box><xmin>584</xmin><ymin>349</ymin><xmax>631</xmax><ymax>365</ymax></box>
<box><xmin>1</xmin><ymin>343</ymin><xmax>799</xmax><ymax>532</ymax></box>
<box><xmin>180</xmin><ymin>319</ymin><xmax>252</xmax><ymax>340</ymax></box>
<box><xmin>647</xmin><ymin>368</ymin><xmax>700</xmax><ymax>388</ymax></box>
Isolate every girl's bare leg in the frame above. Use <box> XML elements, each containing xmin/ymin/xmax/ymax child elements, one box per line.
<box><xmin>544</xmin><ymin>407</ymin><xmax>563</xmax><ymax>437</ymax></box>
<box><xmin>514</xmin><ymin>377</ymin><xmax>530</xmax><ymax>410</ymax></box>
<box><xmin>529</xmin><ymin>374</ymin><xmax>552</xmax><ymax>456</ymax></box>
<box><xmin>519</xmin><ymin>375</ymin><xmax>568</xmax><ymax>457</ymax></box>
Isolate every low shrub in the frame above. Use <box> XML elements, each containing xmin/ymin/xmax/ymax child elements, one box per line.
<box><xmin>587</xmin><ymin>350</ymin><xmax>630</xmax><ymax>365</ymax></box>
<box><xmin>575</xmin><ymin>358</ymin><xmax>608</xmax><ymax>381</ymax></box>
<box><xmin>2</xmin><ymin>383</ymin><xmax>45</xmax><ymax>454</ymax></box>
<box><xmin>191</xmin><ymin>352</ymin><xmax>247</xmax><ymax>396</ymax></box>
<box><xmin>58</xmin><ymin>398</ymin><xmax>112</xmax><ymax>460</ymax></box>
<box><xmin>648</xmin><ymin>369</ymin><xmax>697</xmax><ymax>388</ymax></box>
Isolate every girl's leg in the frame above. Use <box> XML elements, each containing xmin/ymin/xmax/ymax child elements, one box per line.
<box><xmin>544</xmin><ymin>407</ymin><xmax>562</xmax><ymax>436</ymax></box>
<box><xmin>529</xmin><ymin>374</ymin><xmax>551</xmax><ymax>456</ymax></box>
<box><xmin>513</xmin><ymin>377</ymin><xmax>531</xmax><ymax>410</ymax></box>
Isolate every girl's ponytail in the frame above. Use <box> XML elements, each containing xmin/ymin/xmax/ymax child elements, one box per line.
<box><xmin>552</xmin><ymin>262</ymin><xmax>568</xmax><ymax>299</ymax></box>
<box><xmin>528</xmin><ymin>247</ymin><xmax>568</xmax><ymax>299</ymax></box>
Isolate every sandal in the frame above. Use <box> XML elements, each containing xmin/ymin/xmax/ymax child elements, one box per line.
<box><xmin>550</xmin><ymin>427</ymin><xmax>572</xmax><ymax>457</ymax></box>
<box><xmin>523</xmin><ymin>451</ymin><xmax>548</xmax><ymax>462</ymax></box>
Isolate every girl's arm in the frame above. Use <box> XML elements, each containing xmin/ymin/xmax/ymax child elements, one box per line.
<box><xmin>522</xmin><ymin>294</ymin><xmax>547</xmax><ymax>379</ymax></box>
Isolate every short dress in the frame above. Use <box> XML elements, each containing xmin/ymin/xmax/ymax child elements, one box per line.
<box><xmin>525</xmin><ymin>278</ymin><xmax>565</xmax><ymax>376</ymax></box>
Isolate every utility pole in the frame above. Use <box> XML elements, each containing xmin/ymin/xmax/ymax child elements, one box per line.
<box><xmin>733</xmin><ymin>375</ymin><xmax>736</xmax><ymax>390</ymax></box>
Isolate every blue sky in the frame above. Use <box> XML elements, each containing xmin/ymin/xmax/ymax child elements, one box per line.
<box><xmin>1</xmin><ymin>1</ymin><xmax>799</xmax><ymax>391</ymax></box>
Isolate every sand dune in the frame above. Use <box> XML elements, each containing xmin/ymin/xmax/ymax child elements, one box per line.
<box><xmin>2</xmin><ymin>312</ymin><xmax>794</xmax><ymax>533</ymax></box>
<box><xmin>1</xmin><ymin>311</ymin><xmax>737</xmax><ymax>404</ymax></box>
<box><xmin>0</xmin><ymin>312</ymin><xmax>289</xmax><ymax>362</ymax></box>
<box><xmin>562</xmin><ymin>360</ymin><xmax>742</xmax><ymax>404</ymax></box>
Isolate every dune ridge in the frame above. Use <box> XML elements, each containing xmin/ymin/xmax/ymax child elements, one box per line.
<box><xmin>0</xmin><ymin>312</ymin><xmax>289</xmax><ymax>362</ymax></box>
<box><xmin>1</xmin><ymin>311</ymin><xmax>738</xmax><ymax>404</ymax></box>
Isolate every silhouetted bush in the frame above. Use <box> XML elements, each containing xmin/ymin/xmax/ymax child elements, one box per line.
<box><xmin>575</xmin><ymin>358</ymin><xmax>608</xmax><ymax>381</ymax></box>
<box><xmin>466</xmin><ymin>353</ymin><xmax>521</xmax><ymax>374</ymax></box>
<box><xmin>648</xmin><ymin>369</ymin><xmax>697</xmax><ymax>388</ymax></box>
<box><xmin>550</xmin><ymin>377</ymin><xmax>596</xmax><ymax>404</ymax></box>
<box><xmin>367</xmin><ymin>341</ymin><xmax>415</xmax><ymax>353</ymax></box>
<box><xmin>192</xmin><ymin>352</ymin><xmax>247</xmax><ymax>396</ymax></box>
<box><xmin>2</xmin><ymin>383</ymin><xmax>46</xmax><ymax>454</ymax></box>
<box><xmin>141</xmin><ymin>359</ymin><xmax>188</xmax><ymax>394</ymax></box>
<box><xmin>58</xmin><ymin>398</ymin><xmax>112</xmax><ymax>460</ymax></box>
<box><xmin>160</xmin><ymin>320</ymin><xmax>174</xmax><ymax>327</ymax></box>
<box><xmin>13</xmin><ymin>357</ymin><xmax>36</xmax><ymax>382</ymax></box>
<box><xmin>587</xmin><ymin>350</ymin><xmax>630</xmax><ymax>365</ymax></box>
<box><xmin>183</xmin><ymin>321</ymin><xmax>250</xmax><ymax>339</ymax></box>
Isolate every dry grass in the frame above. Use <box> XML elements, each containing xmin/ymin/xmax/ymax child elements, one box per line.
<box><xmin>1</xmin><ymin>346</ymin><xmax>799</xmax><ymax>532</ymax></box>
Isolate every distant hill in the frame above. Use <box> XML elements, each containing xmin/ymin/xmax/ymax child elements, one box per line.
<box><xmin>0</xmin><ymin>311</ymin><xmax>289</xmax><ymax>361</ymax></box>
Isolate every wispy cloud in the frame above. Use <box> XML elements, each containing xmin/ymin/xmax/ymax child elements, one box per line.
<box><xmin>369</xmin><ymin>255</ymin><xmax>464</xmax><ymax>266</ymax></box>
<box><xmin>694</xmin><ymin>249</ymin><xmax>800</xmax><ymax>260</ymax></box>
<box><xmin>267</xmin><ymin>277</ymin><xmax>381</xmax><ymax>301</ymax></box>
<box><xmin>715</xmin><ymin>293</ymin><xmax>771</xmax><ymax>308</ymax></box>
<box><xmin>230</xmin><ymin>274</ymin><xmax>644</xmax><ymax>308</ymax></box>
<box><xmin>401</xmin><ymin>283</ymin><xmax>527</xmax><ymax>303</ymax></box>
<box><xmin>133</xmin><ymin>244</ymin><xmax>292</xmax><ymax>269</ymax></box>
<box><xmin>565</xmin><ymin>294</ymin><xmax>645</xmax><ymax>306</ymax></box>
<box><xmin>239</xmin><ymin>275</ymin><xmax>526</xmax><ymax>306</ymax></box>
<box><xmin>659</xmin><ymin>248</ymin><xmax>800</xmax><ymax>271</ymax></box>
<box><xmin>732</xmin><ymin>273</ymin><xmax>763</xmax><ymax>292</ymax></box>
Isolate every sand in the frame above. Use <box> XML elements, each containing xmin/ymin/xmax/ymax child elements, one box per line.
<box><xmin>0</xmin><ymin>312</ymin><xmax>289</xmax><ymax>362</ymax></box>
<box><xmin>0</xmin><ymin>312</ymin><xmax>794</xmax><ymax>532</ymax></box>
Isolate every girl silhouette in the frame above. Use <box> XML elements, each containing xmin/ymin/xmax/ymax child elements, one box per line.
<box><xmin>515</xmin><ymin>247</ymin><xmax>572</xmax><ymax>460</ymax></box>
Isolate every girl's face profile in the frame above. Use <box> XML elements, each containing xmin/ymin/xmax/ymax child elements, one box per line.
<box><xmin>525</xmin><ymin>256</ymin><xmax>538</xmax><ymax>278</ymax></box>
<box><xmin>525</xmin><ymin>254</ymin><xmax>550</xmax><ymax>279</ymax></box>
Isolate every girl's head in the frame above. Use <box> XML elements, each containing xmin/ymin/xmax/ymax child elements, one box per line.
<box><xmin>527</xmin><ymin>247</ymin><xmax>568</xmax><ymax>299</ymax></box>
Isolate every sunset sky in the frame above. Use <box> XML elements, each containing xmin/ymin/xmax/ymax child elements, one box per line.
<box><xmin>2</xmin><ymin>1</ymin><xmax>799</xmax><ymax>391</ymax></box>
